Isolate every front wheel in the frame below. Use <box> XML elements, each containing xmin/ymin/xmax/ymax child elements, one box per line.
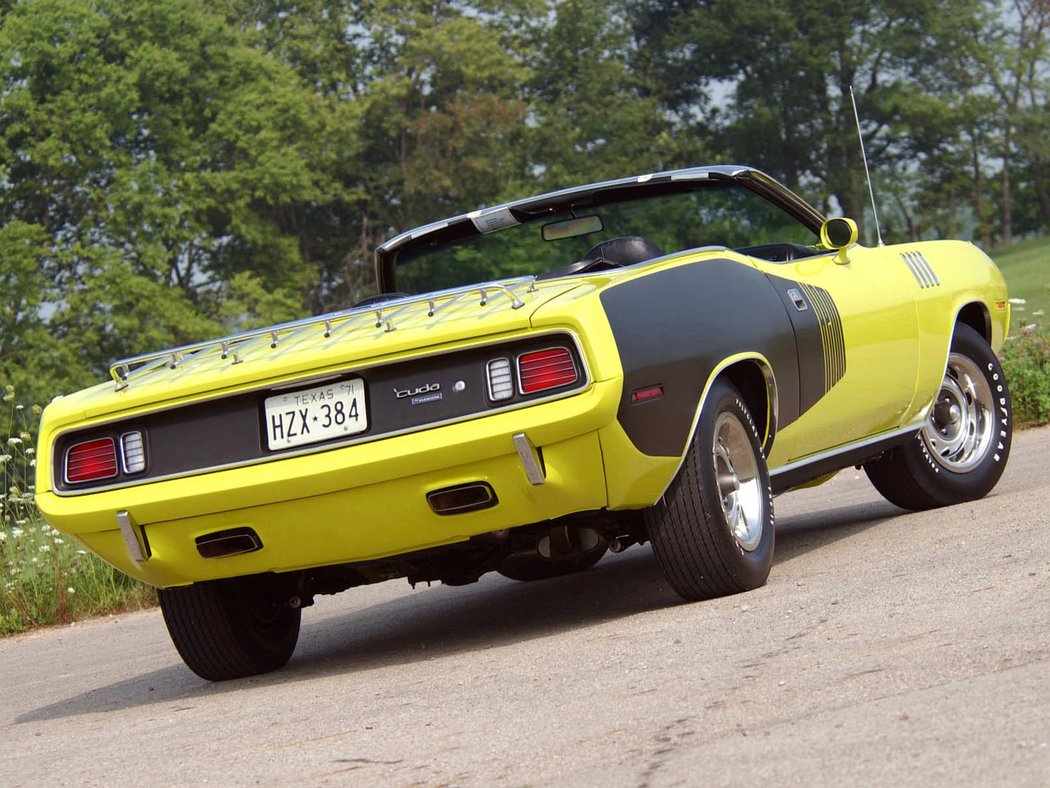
<box><xmin>645</xmin><ymin>379</ymin><xmax>774</xmax><ymax>601</ymax></box>
<box><xmin>865</xmin><ymin>323</ymin><xmax>1011</xmax><ymax>510</ymax></box>
<box><xmin>159</xmin><ymin>574</ymin><xmax>301</xmax><ymax>681</ymax></box>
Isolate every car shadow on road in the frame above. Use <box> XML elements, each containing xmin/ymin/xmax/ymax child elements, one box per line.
<box><xmin>292</xmin><ymin>549</ymin><xmax>680</xmax><ymax>671</ymax></box>
<box><xmin>773</xmin><ymin>498</ymin><xmax>904</xmax><ymax>565</ymax></box>
<box><xmin>16</xmin><ymin>551</ymin><xmax>681</xmax><ymax>724</ymax></box>
<box><xmin>17</xmin><ymin>499</ymin><xmax>903</xmax><ymax>724</ymax></box>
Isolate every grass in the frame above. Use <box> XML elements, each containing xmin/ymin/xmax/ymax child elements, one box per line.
<box><xmin>989</xmin><ymin>236</ymin><xmax>1050</xmax><ymax>334</ymax></box>
<box><xmin>1</xmin><ymin>387</ymin><xmax>154</xmax><ymax>637</ymax></box>
<box><xmin>989</xmin><ymin>237</ymin><xmax>1050</xmax><ymax>427</ymax></box>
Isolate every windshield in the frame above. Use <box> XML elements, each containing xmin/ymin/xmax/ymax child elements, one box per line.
<box><xmin>392</xmin><ymin>181</ymin><xmax>820</xmax><ymax>294</ymax></box>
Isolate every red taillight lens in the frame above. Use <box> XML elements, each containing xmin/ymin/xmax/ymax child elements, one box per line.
<box><xmin>518</xmin><ymin>347</ymin><xmax>578</xmax><ymax>394</ymax></box>
<box><xmin>65</xmin><ymin>438</ymin><xmax>118</xmax><ymax>483</ymax></box>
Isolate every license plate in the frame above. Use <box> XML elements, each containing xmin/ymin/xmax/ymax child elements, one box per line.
<box><xmin>264</xmin><ymin>378</ymin><xmax>367</xmax><ymax>450</ymax></box>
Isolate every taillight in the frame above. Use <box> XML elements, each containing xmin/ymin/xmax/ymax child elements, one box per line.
<box><xmin>65</xmin><ymin>438</ymin><xmax>118</xmax><ymax>483</ymax></box>
<box><xmin>486</xmin><ymin>358</ymin><xmax>514</xmax><ymax>401</ymax></box>
<box><xmin>120</xmin><ymin>431</ymin><xmax>146</xmax><ymax>474</ymax></box>
<box><xmin>518</xmin><ymin>347</ymin><xmax>578</xmax><ymax>394</ymax></box>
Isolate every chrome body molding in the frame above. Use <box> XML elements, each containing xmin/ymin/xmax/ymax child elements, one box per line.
<box><xmin>769</xmin><ymin>421</ymin><xmax>925</xmax><ymax>494</ymax></box>
<box><xmin>902</xmin><ymin>251</ymin><xmax>941</xmax><ymax>289</ymax></box>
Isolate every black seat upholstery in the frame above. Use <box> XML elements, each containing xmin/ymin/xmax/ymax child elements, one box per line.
<box><xmin>735</xmin><ymin>242</ymin><xmax>821</xmax><ymax>263</ymax></box>
<box><xmin>585</xmin><ymin>235</ymin><xmax>664</xmax><ymax>265</ymax></box>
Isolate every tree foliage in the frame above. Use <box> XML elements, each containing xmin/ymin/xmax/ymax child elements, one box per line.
<box><xmin>0</xmin><ymin>0</ymin><xmax>1046</xmax><ymax>404</ymax></box>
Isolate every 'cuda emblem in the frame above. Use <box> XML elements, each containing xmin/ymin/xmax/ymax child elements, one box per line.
<box><xmin>394</xmin><ymin>382</ymin><xmax>441</xmax><ymax>399</ymax></box>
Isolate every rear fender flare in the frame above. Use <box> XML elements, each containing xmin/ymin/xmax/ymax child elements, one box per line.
<box><xmin>657</xmin><ymin>354</ymin><xmax>778</xmax><ymax>501</ymax></box>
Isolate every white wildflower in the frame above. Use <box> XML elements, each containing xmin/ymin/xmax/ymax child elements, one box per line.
<box><xmin>29</xmin><ymin>460</ymin><xmax>35</xmax><ymax>468</ymax></box>
<box><xmin>0</xmin><ymin>531</ymin><xmax>5</xmax><ymax>542</ymax></box>
<box><xmin>15</xmin><ymin>519</ymin><xmax>27</xmax><ymax>526</ymax></box>
<box><xmin>11</xmin><ymin>527</ymin><xmax>23</xmax><ymax>538</ymax></box>
<box><xmin>76</xmin><ymin>549</ymin><xmax>87</xmax><ymax>556</ymax></box>
<box><xmin>7</xmin><ymin>437</ymin><xmax>21</xmax><ymax>446</ymax></box>
<box><xmin>30</xmin><ymin>556</ymin><xmax>38</xmax><ymax>564</ymax></box>
<box><xmin>66</xmin><ymin>587</ymin><xmax>75</xmax><ymax>595</ymax></box>
<box><xmin>25</xmin><ymin>448</ymin><xmax>34</xmax><ymax>455</ymax></box>
<box><xmin>53</xmin><ymin>538</ymin><xmax>63</xmax><ymax>546</ymax></box>
<box><xmin>19</xmin><ymin>431</ymin><xmax>30</xmax><ymax>442</ymax></box>
<box><xmin>38</xmin><ymin>544</ymin><xmax>51</xmax><ymax>553</ymax></box>
<box><xmin>1008</xmin><ymin>297</ymin><xmax>1027</xmax><ymax>305</ymax></box>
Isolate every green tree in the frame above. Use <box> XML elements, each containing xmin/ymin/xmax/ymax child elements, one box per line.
<box><xmin>974</xmin><ymin>0</ymin><xmax>1050</xmax><ymax>242</ymax></box>
<box><xmin>631</xmin><ymin>0</ymin><xmax>993</xmax><ymax>242</ymax></box>
<box><xmin>0</xmin><ymin>0</ymin><xmax>349</xmax><ymax>398</ymax></box>
<box><xmin>527</xmin><ymin>0</ymin><xmax>679</xmax><ymax>189</ymax></box>
<box><xmin>231</xmin><ymin>0</ymin><xmax>542</xmax><ymax>309</ymax></box>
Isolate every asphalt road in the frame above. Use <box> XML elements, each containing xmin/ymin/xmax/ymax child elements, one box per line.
<box><xmin>3</xmin><ymin>427</ymin><xmax>1048</xmax><ymax>787</ymax></box>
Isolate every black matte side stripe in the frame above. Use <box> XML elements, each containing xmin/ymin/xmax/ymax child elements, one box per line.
<box><xmin>800</xmin><ymin>283</ymin><xmax>845</xmax><ymax>393</ymax></box>
<box><xmin>902</xmin><ymin>251</ymin><xmax>940</xmax><ymax>288</ymax></box>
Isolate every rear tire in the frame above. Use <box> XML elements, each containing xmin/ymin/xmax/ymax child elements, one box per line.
<box><xmin>865</xmin><ymin>324</ymin><xmax>1011</xmax><ymax>510</ymax></box>
<box><xmin>645</xmin><ymin>379</ymin><xmax>774</xmax><ymax>601</ymax></box>
<box><xmin>159</xmin><ymin>575</ymin><xmax>301</xmax><ymax>681</ymax></box>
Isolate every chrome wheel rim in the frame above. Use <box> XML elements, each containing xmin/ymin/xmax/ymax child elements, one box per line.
<box><xmin>921</xmin><ymin>352</ymin><xmax>995</xmax><ymax>473</ymax></box>
<box><xmin>713</xmin><ymin>412</ymin><xmax>764</xmax><ymax>552</ymax></box>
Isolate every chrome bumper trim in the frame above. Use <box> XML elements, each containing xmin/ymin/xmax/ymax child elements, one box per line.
<box><xmin>513</xmin><ymin>433</ymin><xmax>546</xmax><ymax>486</ymax></box>
<box><xmin>116</xmin><ymin>510</ymin><xmax>151</xmax><ymax>563</ymax></box>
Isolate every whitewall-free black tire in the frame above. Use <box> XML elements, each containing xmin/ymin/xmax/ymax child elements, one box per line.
<box><xmin>865</xmin><ymin>323</ymin><xmax>1011</xmax><ymax>510</ymax></box>
<box><xmin>645</xmin><ymin>378</ymin><xmax>775</xmax><ymax>601</ymax></box>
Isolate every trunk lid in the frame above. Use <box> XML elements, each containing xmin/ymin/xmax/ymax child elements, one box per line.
<box><xmin>49</xmin><ymin>278</ymin><xmax>580</xmax><ymax>424</ymax></box>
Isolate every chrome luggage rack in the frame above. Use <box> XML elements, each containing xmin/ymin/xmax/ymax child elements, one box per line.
<box><xmin>109</xmin><ymin>277</ymin><xmax>538</xmax><ymax>391</ymax></box>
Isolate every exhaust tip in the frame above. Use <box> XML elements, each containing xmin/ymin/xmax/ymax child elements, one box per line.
<box><xmin>427</xmin><ymin>482</ymin><xmax>498</xmax><ymax>515</ymax></box>
<box><xmin>195</xmin><ymin>527</ymin><xmax>263</xmax><ymax>559</ymax></box>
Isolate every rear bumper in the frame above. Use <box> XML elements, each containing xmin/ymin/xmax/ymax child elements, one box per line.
<box><xmin>37</xmin><ymin>380</ymin><xmax>622</xmax><ymax>587</ymax></box>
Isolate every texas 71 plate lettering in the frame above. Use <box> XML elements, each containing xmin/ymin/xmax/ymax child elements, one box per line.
<box><xmin>265</xmin><ymin>379</ymin><xmax>367</xmax><ymax>450</ymax></box>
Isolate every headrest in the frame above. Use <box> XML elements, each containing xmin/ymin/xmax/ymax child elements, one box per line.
<box><xmin>584</xmin><ymin>236</ymin><xmax>664</xmax><ymax>265</ymax></box>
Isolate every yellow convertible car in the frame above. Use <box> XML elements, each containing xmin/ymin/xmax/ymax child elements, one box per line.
<box><xmin>36</xmin><ymin>166</ymin><xmax>1012</xmax><ymax>680</ymax></box>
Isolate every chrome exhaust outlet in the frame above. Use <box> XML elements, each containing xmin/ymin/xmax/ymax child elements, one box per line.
<box><xmin>427</xmin><ymin>482</ymin><xmax>498</xmax><ymax>515</ymax></box>
<box><xmin>195</xmin><ymin>527</ymin><xmax>263</xmax><ymax>559</ymax></box>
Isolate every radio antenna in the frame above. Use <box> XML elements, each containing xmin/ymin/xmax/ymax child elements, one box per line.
<box><xmin>849</xmin><ymin>85</ymin><xmax>884</xmax><ymax>246</ymax></box>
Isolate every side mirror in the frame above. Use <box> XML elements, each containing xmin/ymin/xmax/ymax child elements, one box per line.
<box><xmin>820</xmin><ymin>217</ymin><xmax>859</xmax><ymax>265</ymax></box>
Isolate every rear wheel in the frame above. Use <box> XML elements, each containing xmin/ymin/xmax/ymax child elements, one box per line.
<box><xmin>865</xmin><ymin>324</ymin><xmax>1011</xmax><ymax>510</ymax></box>
<box><xmin>645</xmin><ymin>379</ymin><xmax>774</xmax><ymax>601</ymax></box>
<box><xmin>158</xmin><ymin>575</ymin><xmax>301</xmax><ymax>681</ymax></box>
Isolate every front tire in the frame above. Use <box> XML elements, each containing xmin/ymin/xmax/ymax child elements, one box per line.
<box><xmin>645</xmin><ymin>379</ymin><xmax>774</xmax><ymax>601</ymax></box>
<box><xmin>865</xmin><ymin>323</ymin><xmax>1011</xmax><ymax>510</ymax></box>
<box><xmin>159</xmin><ymin>575</ymin><xmax>301</xmax><ymax>681</ymax></box>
